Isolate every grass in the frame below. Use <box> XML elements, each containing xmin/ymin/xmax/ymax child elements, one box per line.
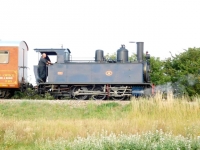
<box><xmin>0</xmin><ymin>94</ymin><xmax>200</xmax><ymax>149</ymax></box>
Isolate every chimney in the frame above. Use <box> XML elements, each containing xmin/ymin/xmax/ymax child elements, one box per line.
<box><xmin>137</xmin><ymin>42</ymin><xmax>144</xmax><ymax>62</ymax></box>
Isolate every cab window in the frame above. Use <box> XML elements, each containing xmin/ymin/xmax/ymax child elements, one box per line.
<box><xmin>0</xmin><ymin>51</ymin><xmax>9</xmax><ymax>63</ymax></box>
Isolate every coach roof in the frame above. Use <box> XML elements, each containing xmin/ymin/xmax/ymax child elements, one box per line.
<box><xmin>0</xmin><ymin>41</ymin><xmax>29</xmax><ymax>50</ymax></box>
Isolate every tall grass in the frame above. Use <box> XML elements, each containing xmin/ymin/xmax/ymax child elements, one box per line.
<box><xmin>0</xmin><ymin>94</ymin><xmax>200</xmax><ymax>149</ymax></box>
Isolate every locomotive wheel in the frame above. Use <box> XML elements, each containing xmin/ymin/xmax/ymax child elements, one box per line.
<box><xmin>111</xmin><ymin>95</ymin><xmax>126</xmax><ymax>100</ymax></box>
<box><xmin>110</xmin><ymin>86</ymin><xmax>126</xmax><ymax>100</ymax></box>
<box><xmin>72</xmin><ymin>86</ymin><xmax>88</xmax><ymax>100</ymax></box>
<box><xmin>92</xmin><ymin>86</ymin><xmax>106</xmax><ymax>100</ymax></box>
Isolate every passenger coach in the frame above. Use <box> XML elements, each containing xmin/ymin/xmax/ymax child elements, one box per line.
<box><xmin>0</xmin><ymin>41</ymin><xmax>29</xmax><ymax>98</ymax></box>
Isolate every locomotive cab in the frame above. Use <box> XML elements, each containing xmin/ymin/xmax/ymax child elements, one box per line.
<box><xmin>33</xmin><ymin>48</ymin><xmax>71</xmax><ymax>84</ymax></box>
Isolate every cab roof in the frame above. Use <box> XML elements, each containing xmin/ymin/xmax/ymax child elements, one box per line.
<box><xmin>34</xmin><ymin>48</ymin><xmax>71</xmax><ymax>55</ymax></box>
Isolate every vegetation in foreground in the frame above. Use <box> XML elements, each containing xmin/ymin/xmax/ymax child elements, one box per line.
<box><xmin>2</xmin><ymin>130</ymin><xmax>200</xmax><ymax>150</ymax></box>
<box><xmin>0</xmin><ymin>95</ymin><xmax>200</xmax><ymax>149</ymax></box>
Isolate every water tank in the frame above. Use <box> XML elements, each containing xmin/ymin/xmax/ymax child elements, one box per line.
<box><xmin>117</xmin><ymin>45</ymin><xmax>129</xmax><ymax>63</ymax></box>
<box><xmin>95</xmin><ymin>50</ymin><xmax>104</xmax><ymax>62</ymax></box>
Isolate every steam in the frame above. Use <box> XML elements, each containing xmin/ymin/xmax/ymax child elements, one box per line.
<box><xmin>155</xmin><ymin>74</ymin><xmax>198</xmax><ymax>98</ymax></box>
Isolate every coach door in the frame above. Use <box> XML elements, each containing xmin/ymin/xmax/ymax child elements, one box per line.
<box><xmin>18</xmin><ymin>41</ymin><xmax>29</xmax><ymax>83</ymax></box>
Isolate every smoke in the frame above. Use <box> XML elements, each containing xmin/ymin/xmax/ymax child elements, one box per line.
<box><xmin>155</xmin><ymin>82</ymin><xmax>173</xmax><ymax>93</ymax></box>
<box><xmin>155</xmin><ymin>82</ymin><xmax>186</xmax><ymax>98</ymax></box>
<box><xmin>155</xmin><ymin>74</ymin><xmax>199</xmax><ymax>98</ymax></box>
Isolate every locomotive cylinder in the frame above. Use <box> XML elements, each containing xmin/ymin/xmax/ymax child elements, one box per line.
<box><xmin>117</xmin><ymin>45</ymin><xmax>129</xmax><ymax>63</ymax></box>
<box><xmin>137</xmin><ymin>42</ymin><xmax>144</xmax><ymax>62</ymax></box>
<box><xmin>95</xmin><ymin>50</ymin><xmax>104</xmax><ymax>62</ymax></box>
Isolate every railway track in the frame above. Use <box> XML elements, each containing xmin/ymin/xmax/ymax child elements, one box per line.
<box><xmin>0</xmin><ymin>99</ymin><xmax>131</xmax><ymax>107</ymax></box>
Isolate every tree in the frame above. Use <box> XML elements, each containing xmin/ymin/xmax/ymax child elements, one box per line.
<box><xmin>150</xmin><ymin>57</ymin><xmax>171</xmax><ymax>85</ymax></box>
<box><xmin>163</xmin><ymin>48</ymin><xmax>200</xmax><ymax>96</ymax></box>
<box><xmin>105</xmin><ymin>52</ymin><xmax>116</xmax><ymax>60</ymax></box>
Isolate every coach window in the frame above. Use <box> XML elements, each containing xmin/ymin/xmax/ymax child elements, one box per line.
<box><xmin>0</xmin><ymin>51</ymin><xmax>9</xmax><ymax>63</ymax></box>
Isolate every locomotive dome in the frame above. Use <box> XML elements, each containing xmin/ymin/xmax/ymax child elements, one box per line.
<box><xmin>117</xmin><ymin>45</ymin><xmax>128</xmax><ymax>63</ymax></box>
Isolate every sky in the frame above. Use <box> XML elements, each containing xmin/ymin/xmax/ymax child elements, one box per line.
<box><xmin>0</xmin><ymin>0</ymin><xmax>200</xmax><ymax>84</ymax></box>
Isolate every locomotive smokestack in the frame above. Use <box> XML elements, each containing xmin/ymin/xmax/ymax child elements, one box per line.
<box><xmin>137</xmin><ymin>42</ymin><xmax>144</xmax><ymax>62</ymax></box>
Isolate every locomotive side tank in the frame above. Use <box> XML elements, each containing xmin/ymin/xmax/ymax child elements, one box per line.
<box><xmin>47</xmin><ymin>63</ymin><xmax>143</xmax><ymax>84</ymax></box>
<box><xmin>0</xmin><ymin>41</ymin><xmax>29</xmax><ymax>98</ymax></box>
<box><xmin>34</xmin><ymin>42</ymin><xmax>152</xmax><ymax>100</ymax></box>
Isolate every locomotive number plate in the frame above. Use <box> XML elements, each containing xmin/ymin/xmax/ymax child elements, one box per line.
<box><xmin>105</xmin><ymin>71</ymin><xmax>113</xmax><ymax>76</ymax></box>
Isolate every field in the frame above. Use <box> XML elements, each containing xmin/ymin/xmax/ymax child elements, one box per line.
<box><xmin>0</xmin><ymin>95</ymin><xmax>200</xmax><ymax>149</ymax></box>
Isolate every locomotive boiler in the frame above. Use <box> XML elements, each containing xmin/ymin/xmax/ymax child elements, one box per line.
<box><xmin>33</xmin><ymin>42</ymin><xmax>152</xmax><ymax>100</ymax></box>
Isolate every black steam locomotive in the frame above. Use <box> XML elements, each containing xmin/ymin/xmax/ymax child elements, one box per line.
<box><xmin>33</xmin><ymin>42</ymin><xmax>152</xmax><ymax>100</ymax></box>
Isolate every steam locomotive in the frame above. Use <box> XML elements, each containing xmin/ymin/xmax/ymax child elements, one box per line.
<box><xmin>33</xmin><ymin>42</ymin><xmax>152</xmax><ymax>100</ymax></box>
<box><xmin>0</xmin><ymin>41</ymin><xmax>152</xmax><ymax>100</ymax></box>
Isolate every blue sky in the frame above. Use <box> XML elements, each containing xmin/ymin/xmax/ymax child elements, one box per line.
<box><xmin>0</xmin><ymin>0</ymin><xmax>200</xmax><ymax>84</ymax></box>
